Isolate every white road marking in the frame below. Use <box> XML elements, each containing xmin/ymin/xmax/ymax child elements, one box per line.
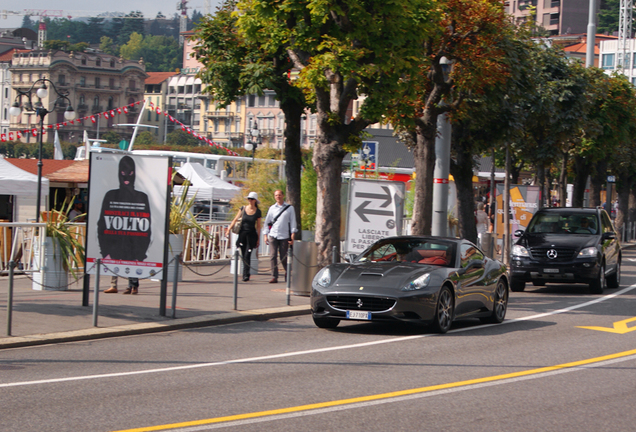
<box><xmin>2</xmin><ymin>283</ymin><xmax>636</xmax><ymax>389</ymax></box>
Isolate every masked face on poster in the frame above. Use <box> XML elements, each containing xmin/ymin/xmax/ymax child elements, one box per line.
<box><xmin>97</xmin><ymin>156</ymin><xmax>152</xmax><ymax>262</ymax></box>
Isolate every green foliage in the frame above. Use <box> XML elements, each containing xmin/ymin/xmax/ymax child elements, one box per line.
<box><xmin>119</xmin><ymin>32</ymin><xmax>144</xmax><ymax>59</ymax></box>
<box><xmin>165</xmin><ymin>130</ymin><xmax>204</xmax><ymax>146</ymax></box>
<box><xmin>134</xmin><ymin>131</ymin><xmax>159</xmax><ymax>146</ymax></box>
<box><xmin>44</xmin><ymin>196</ymin><xmax>85</xmax><ymax>277</ymax></box>
<box><xmin>228</xmin><ymin>162</ymin><xmax>286</xmax><ymax>217</ymax></box>
<box><xmin>99</xmin><ymin>36</ymin><xmax>119</xmax><ymax>55</ymax></box>
<box><xmin>169</xmin><ymin>180</ymin><xmax>212</xmax><ymax>237</ymax></box>
<box><xmin>0</xmin><ymin>140</ymin><xmax>78</xmax><ymax>159</ymax></box>
<box><xmin>300</xmin><ymin>153</ymin><xmax>317</xmax><ymax>230</ymax></box>
<box><xmin>101</xmin><ymin>131</ymin><xmax>122</xmax><ymax>145</ymax></box>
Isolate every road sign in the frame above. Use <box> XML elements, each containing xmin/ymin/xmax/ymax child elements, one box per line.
<box><xmin>607</xmin><ymin>175</ymin><xmax>616</xmax><ymax>183</ymax></box>
<box><xmin>345</xmin><ymin>179</ymin><xmax>405</xmax><ymax>254</ymax></box>
<box><xmin>359</xmin><ymin>141</ymin><xmax>378</xmax><ymax>171</ymax></box>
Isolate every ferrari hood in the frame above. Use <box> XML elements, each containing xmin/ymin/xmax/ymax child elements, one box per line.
<box><xmin>333</xmin><ymin>263</ymin><xmax>432</xmax><ymax>290</ymax></box>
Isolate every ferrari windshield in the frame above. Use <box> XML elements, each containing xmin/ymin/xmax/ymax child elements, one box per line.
<box><xmin>356</xmin><ymin>238</ymin><xmax>456</xmax><ymax>267</ymax></box>
<box><xmin>526</xmin><ymin>212</ymin><xmax>599</xmax><ymax>234</ymax></box>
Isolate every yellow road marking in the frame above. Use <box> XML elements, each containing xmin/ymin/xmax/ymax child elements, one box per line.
<box><xmin>112</xmin><ymin>347</ymin><xmax>636</xmax><ymax>432</ymax></box>
<box><xmin>578</xmin><ymin>317</ymin><xmax>636</xmax><ymax>334</ymax></box>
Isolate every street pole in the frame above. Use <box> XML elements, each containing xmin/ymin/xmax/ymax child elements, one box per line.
<box><xmin>431</xmin><ymin>112</ymin><xmax>451</xmax><ymax>237</ymax></box>
<box><xmin>35</xmin><ymin>110</ymin><xmax>45</xmax><ymax>223</ymax></box>
<box><xmin>586</xmin><ymin>0</ymin><xmax>597</xmax><ymax>68</ymax></box>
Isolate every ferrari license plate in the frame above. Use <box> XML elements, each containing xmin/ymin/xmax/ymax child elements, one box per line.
<box><xmin>346</xmin><ymin>310</ymin><xmax>371</xmax><ymax>320</ymax></box>
<box><xmin>543</xmin><ymin>268</ymin><xmax>559</xmax><ymax>274</ymax></box>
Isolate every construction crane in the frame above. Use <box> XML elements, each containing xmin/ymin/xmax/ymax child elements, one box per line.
<box><xmin>617</xmin><ymin>0</ymin><xmax>633</xmax><ymax>81</ymax></box>
<box><xmin>177</xmin><ymin>0</ymin><xmax>189</xmax><ymax>45</ymax></box>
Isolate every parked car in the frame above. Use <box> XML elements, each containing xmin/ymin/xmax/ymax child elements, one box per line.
<box><xmin>310</xmin><ymin>236</ymin><xmax>509</xmax><ymax>333</ymax></box>
<box><xmin>510</xmin><ymin>208</ymin><xmax>620</xmax><ymax>294</ymax></box>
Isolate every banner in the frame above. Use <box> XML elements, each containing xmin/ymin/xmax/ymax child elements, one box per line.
<box><xmin>494</xmin><ymin>184</ymin><xmax>541</xmax><ymax>239</ymax></box>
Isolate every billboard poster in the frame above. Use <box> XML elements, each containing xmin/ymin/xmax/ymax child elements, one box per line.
<box><xmin>85</xmin><ymin>153</ymin><xmax>171</xmax><ymax>279</ymax></box>
<box><xmin>345</xmin><ymin>179</ymin><xmax>405</xmax><ymax>254</ymax></box>
<box><xmin>494</xmin><ymin>184</ymin><xmax>541</xmax><ymax>239</ymax></box>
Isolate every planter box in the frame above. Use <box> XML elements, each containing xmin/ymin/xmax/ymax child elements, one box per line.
<box><xmin>33</xmin><ymin>237</ymin><xmax>68</xmax><ymax>290</ymax></box>
<box><xmin>166</xmin><ymin>234</ymin><xmax>184</xmax><ymax>282</ymax></box>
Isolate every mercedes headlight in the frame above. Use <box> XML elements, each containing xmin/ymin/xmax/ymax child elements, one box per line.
<box><xmin>511</xmin><ymin>245</ymin><xmax>529</xmax><ymax>257</ymax></box>
<box><xmin>314</xmin><ymin>267</ymin><xmax>331</xmax><ymax>287</ymax></box>
<box><xmin>578</xmin><ymin>247</ymin><xmax>598</xmax><ymax>258</ymax></box>
<box><xmin>402</xmin><ymin>273</ymin><xmax>431</xmax><ymax>291</ymax></box>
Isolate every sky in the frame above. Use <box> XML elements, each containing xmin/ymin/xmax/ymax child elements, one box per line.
<box><xmin>1</xmin><ymin>1</ymin><xmax>223</xmax><ymax>28</ymax></box>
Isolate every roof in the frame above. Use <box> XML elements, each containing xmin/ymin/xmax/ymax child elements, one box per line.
<box><xmin>343</xmin><ymin>128</ymin><xmax>415</xmax><ymax>170</ymax></box>
<box><xmin>6</xmin><ymin>158</ymin><xmax>76</xmax><ymax>177</ymax></box>
<box><xmin>563</xmin><ymin>43</ymin><xmax>599</xmax><ymax>55</ymax></box>
<box><xmin>0</xmin><ymin>157</ymin><xmax>49</xmax><ymax>197</ymax></box>
<box><xmin>46</xmin><ymin>159</ymin><xmax>89</xmax><ymax>183</ymax></box>
<box><xmin>145</xmin><ymin>71</ymin><xmax>178</xmax><ymax>85</ymax></box>
<box><xmin>0</xmin><ymin>48</ymin><xmax>28</xmax><ymax>62</ymax></box>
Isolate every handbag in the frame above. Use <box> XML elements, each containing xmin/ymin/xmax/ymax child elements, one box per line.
<box><xmin>231</xmin><ymin>207</ymin><xmax>244</xmax><ymax>234</ymax></box>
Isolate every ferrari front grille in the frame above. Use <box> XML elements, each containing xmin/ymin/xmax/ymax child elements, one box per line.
<box><xmin>326</xmin><ymin>295</ymin><xmax>396</xmax><ymax>312</ymax></box>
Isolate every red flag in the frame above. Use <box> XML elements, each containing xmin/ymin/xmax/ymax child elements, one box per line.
<box><xmin>8</xmin><ymin>132</ymin><xmax>14</xmax><ymax>140</ymax></box>
<box><xmin>156</xmin><ymin>107</ymin><xmax>162</xmax><ymax>114</ymax></box>
<box><xmin>16</xmin><ymin>131</ymin><xmax>22</xmax><ymax>139</ymax></box>
<box><xmin>91</xmin><ymin>116</ymin><xmax>96</xmax><ymax>123</ymax></box>
<box><xmin>0</xmin><ymin>134</ymin><xmax>5</xmax><ymax>142</ymax></box>
<box><xmin>123</xmin><ymin>107</ymin><xmax>129</xmax><ymax>114</ymax></box>
<box><xmin>117</xmin><ymin>107</ymin><xmax>122</xmax><ymax>114</ymax></box>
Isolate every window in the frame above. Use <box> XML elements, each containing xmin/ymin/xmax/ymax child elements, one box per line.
<box><xmin>110</xmin><ymin>59</ymin><xmax>115</xmax><ymax>68</ymax></box>
<box><xmin>109</xmin><ymin>78</ymin><xmax>115</xmax><ymax>88</ymax></box>
<box><xmin>95</xmin><ymin>77</ymin><xmax>101</xmax><ymax>88</ymax></box>
<box><xmin>80</xmin><ymin>76</ymin><xmax>86</xmax><ymax>86</ymax></box>
<box><xmin>549</xmin><ymin>13</ymin><xmax>559</xmax><ymax>25</ymax></box>
<box><xmin>129</xmin><ymin>80</ymin><xmax>136</xmax><ymax>90</ymax></box>
<box><xmin>58</xmin><ymin>74</ymin><xmax>65</xmax><ymax>85</ymax></box>
<box><xmin>268</xmin><ymin>94</ymin><xmax>276</xmax><ymax>106</ymax></box>
<box><xmin>79</xmin><ymin>95</ymin><xmax>85</xmax><ymax>105</ymax></box>
<box><xmin>618</xmin><ymin>53</ymin><xmax>631</xmax><ymax>69</ymax></box>
<box><xmin>96</xmin><ymin>58</ymin><xmax>101</xmax><ymax>67</ymax></box>
<box><xmin>248</xmin><ymin>94</ymin><xmax>255</xmax><ymax>107</ymax></box>
<box><xmin>602</xmin><ymin>53</ymin><xmax>615</xmax><ymax>70</ymax></box>
<box><xmin>108</xmin><ymin>96</ymin><xmax>114</xmax><ymax>110</ymax></box>
<box><xmin>81</xmin><ymin>57</ymin><xmax>86</xmax><ymax>65</ymax></box>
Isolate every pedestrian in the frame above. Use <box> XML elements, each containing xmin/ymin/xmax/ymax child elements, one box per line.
<box><xmin>225</xmin><ymin>192</ymin><xmax>262</xmax><ymax>281</ymax></box>
<box><xmin>104</xmin><ymin>276</ymin><xmax>138</xmax><ymax>294</ymax></box>
<box><xmin>263</xmin><ymin>189</ymin><xmax>297</xmax><ymax>283</ymax></box>
<box><xmin>475</xmin><ymin>202</ymin><xmax>489</xmax><ymax>247</ymax></box>
<box><xmin>68</xmin><ymin>200</ymin><xmax>85</xmax><ymax>222</ymax></box>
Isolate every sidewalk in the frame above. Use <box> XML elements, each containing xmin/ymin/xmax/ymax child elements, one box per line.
<box><xmin>0</xmin><ymin>257</ymin><xmax>312</xmax><ymax>350</ymax></box>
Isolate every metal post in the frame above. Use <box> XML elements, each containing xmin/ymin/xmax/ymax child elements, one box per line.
<box><xmin>171</xmin><ymin>253</ymin><xmax>180</xmax><ymax>319</ymax></box>
<box><xmin>35</xmin><ymin>112</ymin><xmax>45</xmax><ymax>223</ymax></box>
<box><xmin>92</xmin><ymin>258</ymin><xmax>101</xmax><ymax>327</ymax></box>
<box><xmin>332</xmin><ymin>245</ymin><xmax>337</xmax><ymax>264</ymax></box>
<box><xmin>7</xmin><ymin>260</ymin><xmax>15</xmax><ymax>336</ymax></box>
<box><xmin>586</xmin><ymin>0</ymin><xmax>597</xmax><ymax>68</ymax></box>
<box><xmin>432</xmin><ymin>112</ymin><xmax>451</xmax><ymax>237</ymax></box>
<box><xmin>233</xmin><ymin>249</ymin><xmax>239</xmax><ymax>310</ymax></box>
<box><xmin>286</xmin><ymin>243</ymin><xmax>293</xmax><ymax>306</ymax></box>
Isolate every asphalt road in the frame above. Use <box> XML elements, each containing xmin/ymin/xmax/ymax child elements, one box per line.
<box><xmin>3</xmin><ymin>249</ymin><xmax>636</xmax><ymax>432</ymax></box>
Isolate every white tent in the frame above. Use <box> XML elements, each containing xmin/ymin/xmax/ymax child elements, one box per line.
<box><xmin>0</xmin><ymin>158</ymin><xmax>49</xmax><ymax>197</ymax></box>
<box><xmin>174</xmin><ymin>162</ymin><xmax>241</xmax><ymax>201</ymax></box>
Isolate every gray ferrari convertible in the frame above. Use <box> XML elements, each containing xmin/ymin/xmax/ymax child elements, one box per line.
<box><xmin>311</xmin><ymin>236</ymin><xmax>509</xmax><ymax>333</ymax></box>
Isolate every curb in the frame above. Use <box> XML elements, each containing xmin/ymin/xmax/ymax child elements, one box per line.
<box><xmin>0</xmin><ymin>305</ymin><xmax>312</xmax><ymax>350</ymax></box>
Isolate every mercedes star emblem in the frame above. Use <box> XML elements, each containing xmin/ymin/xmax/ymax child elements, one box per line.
<box><xmin>547</xmin><ymin>249</ymin><xmax>558</xmax><ymax>259</ymax></box>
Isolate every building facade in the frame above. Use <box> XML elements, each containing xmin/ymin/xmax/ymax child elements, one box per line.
<box><xmin>9</xmin><ymin>49</ymin><xmax>147</xmax><ymax>144</ymax></box>
<box><xmin>507</xmin><ymin>0</ymin><xmax>597</xmax><ymax>36</ymax></box>
<box><xmin>599</xmin><ymin>39</ymin><xmax>636</xmax><ymax>84</ymax></box>
<box><xmin>144</xmin><ymin>71</ymin><xmax>178</xmax><ymax>143</ymax></box>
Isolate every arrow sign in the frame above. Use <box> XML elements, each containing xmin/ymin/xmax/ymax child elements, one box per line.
<box><xmin>355</xmin><ymin>186</ymin><xmax>392</xmax><ymax>208</ymax></box>
<box><xmin>355</xmin><ymin>201</ymin><xmax>394</xmax><ymax>222</ymax></box>
<box><xmin>577</xmin><ymin>317</ymin><xmax>636</xmax><ymax>334</ymax></box>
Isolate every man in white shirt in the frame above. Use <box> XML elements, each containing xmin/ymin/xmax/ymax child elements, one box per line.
<box><xmin>263</xmin><ymin>190</ymin><xmax>297</xmax><ymax>283</ymax></box>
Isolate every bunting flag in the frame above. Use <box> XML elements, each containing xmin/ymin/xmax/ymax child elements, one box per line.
<box><xmin>2</xmin><ymin>98</ymin><xmax>240</xmax><ymax>156</ymax></box>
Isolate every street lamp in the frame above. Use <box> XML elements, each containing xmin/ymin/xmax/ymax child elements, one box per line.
<box><xmin>244</xmin><ymin>120</ymin><xmax>261</xmax><ymax>162</ymax></box>
<box><xmin>10</xmin><ymin>79</ymin><xmax>76</xmax><ymax>223</ymax></box>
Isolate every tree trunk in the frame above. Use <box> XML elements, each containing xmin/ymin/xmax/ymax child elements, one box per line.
<box><xmin>536</xmin><ymin>163</ymin><xmax>545</xmax><ymax>209</ymax></box>
<box><xmin>281</xmin><ymin>98</ymin><xmax>303</xmax><ymax>240</ymax></box>
<box><xmin>411</xmin><ymin>122</ymin><xmax>436</xmax><ymax>236</ymax></box>
<box><xmin>571</xmin><ymin>156</ymin><xmax>588</xmax><ymax>207</ymax></box>
<box><xmin>589</xmin><ymin>160</ymin><xmax>606</xmax><ymax>208</ymax></box>
<box><xmin>313</xmin><ymin>130</ymin><xmax>347</xmax><ymax>267</ymax></box>
<box><xmin>450</xmin><ymin>142</ymin><xmax>477</xmax><ymax>243</ymax></box>
<box><xmin>559</xmin><ymin>151</ymin><xmax>568</xmax><ymax>207</ymax></box>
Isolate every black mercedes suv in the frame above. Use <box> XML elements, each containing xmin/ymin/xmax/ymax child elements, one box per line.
<box><xmin>510</xmin><ymin>208</ymin><xmax>620</xmax><ymax>294</ymax></box>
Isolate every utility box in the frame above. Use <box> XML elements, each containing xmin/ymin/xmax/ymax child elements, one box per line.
<box><xmin>290</xmin><ymin>241</ymin><xmax>318</xmax><ymax>296</ymax></box>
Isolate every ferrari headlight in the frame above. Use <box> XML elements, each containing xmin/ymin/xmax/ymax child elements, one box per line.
<box><xmin>511</xmin><ymin>245</ymin><xmax>529</xmax><ymax>257</ymax></box>
<box><xmin>402</xmin><ymin>273</ymin><xmax>431</xmax><ymax>291</ymax></box>
<box><xmin>314</xmin><ymin>267</ymin><xmax>331</xmax><ymax>287</ymax></box>
<box><xmin>578</xmin><ymin>247</ymin><xmax>598</xmax><ymax>258</ymax></box>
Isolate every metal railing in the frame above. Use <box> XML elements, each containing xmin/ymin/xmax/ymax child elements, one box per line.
<box><xmin>0</xmin><ymin>221</ymin><xmax>236</xmax><ymax>272</ymax></box>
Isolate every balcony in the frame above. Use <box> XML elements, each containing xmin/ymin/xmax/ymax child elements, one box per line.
<box><xmin>77</xmin><ymin>104</ymin><xmax>89</xmax><ymax>112</ymax></box>
<box><xmin>91</xmin><ymin>105</ymin><xmax>103</xmax><ymax>113</ymax></box>
<box><xmin>207</xmin><ymin>111</ymin><xmax>235</xmax><ymax>118</ymax></box>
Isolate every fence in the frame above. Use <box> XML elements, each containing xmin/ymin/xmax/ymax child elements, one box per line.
<box><xmin>0</xmin><ymin>221</ymin><xmax>236</xmax><ymax>273</ymax></box>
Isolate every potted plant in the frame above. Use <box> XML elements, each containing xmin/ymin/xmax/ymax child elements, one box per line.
<box><xmin>33</xmin><ymin>199</ymin><xmax>85</xmax><ymax>290</ymax></box>
<box><xmin>168</xmin><ymin>180</ymin><xmax>211</xmax><ymax>281</ymax></box>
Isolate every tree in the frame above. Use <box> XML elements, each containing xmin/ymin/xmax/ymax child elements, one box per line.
<box><xmin>120</xmin><ymin>32</ymin><xmax>144</xmax><ymax>60</ymax></box>
<box><xmin>166</xmin><ymin>130</ymin><xmax>203</xmax><ymax>146</ymax></box>
<box><xmin>388</xmin><ymin>0</ymin><xmax>510</xmax><ymax>236</ymax></box>
<box><xmin>196</xmin><ymin>0</ymin><xmax>307</xmax><ymax>240</ymax></box>
<box><xmin>238</xmin><ymin>0</ymin><xmax>436</xmax><ymax>266</ymax></box>
<box><xmin>99</xmin><ymin>36</ymin><xmax>118</xmax><ymax>56</ymax></box>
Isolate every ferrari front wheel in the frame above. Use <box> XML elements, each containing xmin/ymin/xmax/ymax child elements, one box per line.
<box><xmin>432</xmin><ymin>287</ymin><xmax>454</xmax><ymax>334</ymax></box>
